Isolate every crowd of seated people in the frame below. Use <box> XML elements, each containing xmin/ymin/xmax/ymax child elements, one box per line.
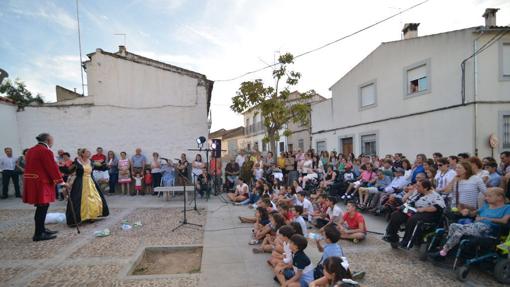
<box><xmin>224</xmin><ymin>148</ymin><xmax>510</xmax><ymax>286</ymax></box>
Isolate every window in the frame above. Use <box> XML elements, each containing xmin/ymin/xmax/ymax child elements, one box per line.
<box><xmin>360</xmin><ymin>134</ymin><xmax>377</xmax><ymax>156</ymax></box>
<box><xmin>279</xmin><ymin>142</ymin><xmax>285</xmax><ymax>153</ymax></box>
<box><xmin>316</xmin><ymin>141</ymin><xmax>327</xmax><ymax>153</ymax></box>
<box><xmin>262</xmin><ymin>141</ymin><xmax>267</xmax><ymax>152</ymax></box>
<box><xmin>228</xmin><ymin>140</ymin><xmax>237</xmax><ymax>154</ymax></box>
<box><xmin>245</xmin><ymin>119</ymin><xmax>250</xmax><ymax>134</ymax></box>
<box><xmin>502</xmin><ymin>43</ymin><xmax>510</xmax><ymax>79</ymax></box>
<box><xmin>298</xmin><ymin>139</ymin><xmax>304</xmax><ymax>151</ymax></box>
<box><xmin>407</xmin><ymin>65</ymin><xmax>427</xmax><ymax>94</ymax></box>
<box><xmin>503</xmin><ymin>115</ymin><xmax>510</xmax><ymax>148</ymax></box>
<box><xmin>404</xmin><ymin>59</ymin><xmax>430</xmax><ymax>97</ymax></box>
<box><xmin>360</xmin><ymin>82</ymin><xmax>376</xmax><ymax>108</ymax></box>
<box><xmin>288</xmin><ymin>144</ymin><xmax>294</xmax><ymax>153</ymax></box>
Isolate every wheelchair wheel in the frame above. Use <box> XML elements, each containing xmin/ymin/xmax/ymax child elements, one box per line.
<box><xmin>456</xmin><ymin>266</ymin><xmax>470</xmax><ymax>282</ymax></box>
<box><xmin>418</xmin><ymin>244</ymin><xmax>428</xmax><ymax>261</ymax></box>
<box><xmin>494</xmin><ymin>259</ymin><xmax>510</xmax><ymax>284</ymax></box>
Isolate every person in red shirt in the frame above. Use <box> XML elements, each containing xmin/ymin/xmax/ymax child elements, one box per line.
<box><xmin>23</xmin><ymin>133</ymin><xmax>68</xmax><ymax>241</ymax></box>
<box><xmin>144</xmin><ymin>169</ymin><xmax>153</xmax><ymax>194</ymax></box>
<box><xmin>91</xmin><ymin>147</ymin><xmax>106</xmax><ymax>166</ymax></box>
<box><xmin>338</xmin><ymin>201</ymin><xmax>367</xmax><ymax>242</ymax></box>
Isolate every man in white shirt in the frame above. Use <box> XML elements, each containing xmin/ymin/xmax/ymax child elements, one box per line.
<box><xmin>235</xmin><ymin>150</ymin><xmax>245</xmax><ymax>168</ymax></box>
<box><xmin>384</xmin><ymin>168</ymin><xmax>409</xmax><ymax>194</ymax></box>
<box><xmin>316</xmin><ymin>196</ymin><xmax>342</xmax><ymax>229</ymax></box>
<box><xmin>1</xmin><ymin>147</ymin><xmax>20</xmax><ymax>198</ymax></box>
<box><xmin>296</xmin><ymin>191</ymin><xmax>314</xmax><ymax>222</ymax></box>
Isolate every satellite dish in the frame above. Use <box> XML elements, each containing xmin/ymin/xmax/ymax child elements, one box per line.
<box><xmin>0</xmin><ymin>68</ymin><xmax>8</xmax><ymax>84</ymax></box>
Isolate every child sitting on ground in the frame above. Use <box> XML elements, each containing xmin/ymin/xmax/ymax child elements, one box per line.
<box><xmin>252</xmin><ymin>212</ymin><xmax>286</xmax><ymax>250</ymax></box>
<box><xmin>276</xmin><ymin>234</ymin><xmax>314</xmax><ymax>287</ymax></box>
<box><xmin>267</xmin><ymin>225</ymin><xmax>296</xmax><ymax>266</ymax></box>
<box><xmin>338</xmin><ymin>201</ymin><xmax>367</xmax><ymax>243</ymax></box>
<box><xmin>309</xmin><ymin>256</ymin><xmax>359</xmax><ymax>287</ymax></box>
<box><xmin>293</xmin><ymin>205</ymin><xmax>308</xmax><ymax>235</ymax></box>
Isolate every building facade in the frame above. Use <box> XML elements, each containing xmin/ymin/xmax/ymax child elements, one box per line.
<box><xmin>208</xmin><ymin>126</ymin><xmax>245</xmax><ymax>159</ymax></box>
<box><xmin>311</xmin><ymin>9</ymin><xmax>510</xmax><ymax>158</ymax></box>
<box><xmin>241</xmin><ymin>91</ymin><xmax>325</xmax><ymax>155</ymax></box>
<box><xmin>1</xmin><ymin>46</ymin><xmax>213</xmax><ymax>160</ymax></box>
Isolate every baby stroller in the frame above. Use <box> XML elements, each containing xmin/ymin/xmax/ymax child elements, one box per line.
<box><xmin>423</xmin><ymin>222</ymin><xmax>510</xmax><ymax>284</ymax></box>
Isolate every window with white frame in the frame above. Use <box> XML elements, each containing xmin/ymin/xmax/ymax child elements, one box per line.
<box><xmin>406</xmin><ymin>63</ymin><xmax>428</xmax><ymax>95</ymax></box>
<box><xmin>360</xmin><ymin>82</ymin><xmax>376</xmax><ymax>108</ymax></box>
<box><xmin>361</xmin><ymin>134</ymin><xmax>377</xmax><ymax>156</ymax></box>
<box><xmin>298</xmin><ymin>139</ymin><xmax>304</xmax><ymax>151</ymax></box>
<box><xmin>503</xmin><ymin>43</ymin><xmax>510</xmax><ymax>78</ymax></box>
<box><xmin>316</xmin><ymin>141</ymin><xmax>327</xmax><ymax>153</ymax></box>
<box><xmin>503</xmin><ymin>115</ymin><xmax>510</xmax><ymax>149</ymax></box>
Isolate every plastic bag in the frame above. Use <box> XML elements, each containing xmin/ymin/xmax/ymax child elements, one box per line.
<box><xmin>121</xmin><ymin>223</ymin><xmax>132</xmax><ymax>230</ymax></box>
<box><xmin>94</xmin><ymin>228</ymin><xmax>111</xmax><ymax>237</ymax></box>
<box><xmin>45</xmin><ymin>212</ymin><xmax>66</xmax><ymax>224</ymax></box>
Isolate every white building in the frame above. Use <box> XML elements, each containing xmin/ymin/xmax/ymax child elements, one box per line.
<box><xmin>311</xmin><ymin>9</ymin><xmax>510</xmax><ymax>158</ymax></box>
<box><xmin>241</xmin><ymin>91</ymin><xmax>325</xmax><ymax>155</ymax></box>
<box><xmin>1</xmin><ymin>46</ymin><xmax>213</xmax><ymax>159</ymax></box>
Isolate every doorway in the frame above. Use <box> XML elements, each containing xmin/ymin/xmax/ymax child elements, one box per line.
<box><xmin>341</xmin><ymin>137</ymin><xmax>353</xmax><ymax>155</ymax></box>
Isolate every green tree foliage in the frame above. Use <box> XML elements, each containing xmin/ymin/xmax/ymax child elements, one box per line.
<box><xmin>0</xmin><ymin>79</ymin><xmax>44</xmax><ymax>111</ymax></box>
<box><xmin>231</xmin><ymin>53</ymin><xmax>318</xmax><ymax>153</ymax></box>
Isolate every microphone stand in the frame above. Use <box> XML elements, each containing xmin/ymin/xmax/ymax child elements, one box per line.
<box><xmin>172</xmin><ymin>172</ymin><xmax>202</xmax><ymax>232</ymax></box>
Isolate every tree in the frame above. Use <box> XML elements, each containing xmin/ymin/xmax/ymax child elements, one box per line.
<box><xmin>231</xmin><ymin>53</ymin><xmax>318</xmax><ymax>154</ymax></box>
<box><xmin>0</xmin><ymin>79</ymin><xmax>44</xmax><ymax>111</ymax></box>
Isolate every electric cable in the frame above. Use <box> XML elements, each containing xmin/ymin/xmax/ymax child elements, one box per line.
<box><xmin>214</xmin><ymin>0</ymin><xmax>430</xmax><ymax>82</ymax></box>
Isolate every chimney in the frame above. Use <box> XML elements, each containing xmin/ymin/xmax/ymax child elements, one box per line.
<box><xmin>118</xmin><ymin>45</ymin><xmax>127</xmax><ymax>56</ymax></box>
<box><xmin>402</xmin><ymin>23</ymin><xmax>420</xmax><ymax>40</ymax></box>
<box><xmin>482</xmin><ymin>8</ymin><xmax>499</xmax><ymax>28</ymax></box>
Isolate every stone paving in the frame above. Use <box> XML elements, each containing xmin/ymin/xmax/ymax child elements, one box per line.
<box><xmin>0</xmin><ymin>194</ymin><xmax>205</xmax><ymax>287</ymax></box>
<box><xmin>0</xmin><ymin>193</ymin><xmax>508</xmax><ymax>287</ymax></box>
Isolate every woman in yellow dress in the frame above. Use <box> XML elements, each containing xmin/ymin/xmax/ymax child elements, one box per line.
<box><xmin>66</xmin><ymin>148</ymin><xmax>109</xmax><ymax>226</ymax></box>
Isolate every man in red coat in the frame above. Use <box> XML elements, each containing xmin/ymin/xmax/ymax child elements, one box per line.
<box><xmin>23</xmin><ymin>133</ymin><xmax>68</xmax><ymax>241</ymax></box>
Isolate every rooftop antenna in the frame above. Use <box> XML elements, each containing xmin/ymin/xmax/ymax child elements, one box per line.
<box><xmin>75</xmin><ymin>0</ymin><xmax>85</xmax><ymax>96</ymax></box>
<box><xmin>113</xmin><ymin>33</ymin><xmax>127</xmax><ymax>46</ymax></box>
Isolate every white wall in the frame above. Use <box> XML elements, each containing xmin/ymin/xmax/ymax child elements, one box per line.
<box><xmin>16</xmin><ymin>103</ymin><xmax>208</xmax><ymax>160</ymax></box>
<box><xmin>0</xmin><ymin>102</ymin><xmax>21</xmax><ymax>155</ymax></box>
<box><xmin>313</xmin><ymin>105</ymin><xmax>474</xmax><ymax>158</ymax></box>
<box><xmin>86</xmin><ymin>51</ymin><xmax>202</xmax><ymax>109</ymax></box>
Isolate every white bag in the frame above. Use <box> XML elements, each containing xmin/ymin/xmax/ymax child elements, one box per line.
<box><xmin>45</xmin><ymin>212</ymin><xmax>66</xmax><ymax>224</ymax></box>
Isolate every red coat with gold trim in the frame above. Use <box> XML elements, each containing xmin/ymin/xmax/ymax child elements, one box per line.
<box><xmin>22</xmin><ymin>143</ymin><xmax>64</xmax><ymax>205</ymax></box>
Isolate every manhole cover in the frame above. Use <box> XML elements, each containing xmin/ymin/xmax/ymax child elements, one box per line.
<box><xmin>129</xmin><ymin>245</ymin><xmax>202</xmax><ymax>276</ymax></box>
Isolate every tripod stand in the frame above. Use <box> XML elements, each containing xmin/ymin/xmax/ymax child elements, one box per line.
<box><xmin>172</xmin><ymin>172</ymin><xmax>202</xmax><ymax>232</ymax></box>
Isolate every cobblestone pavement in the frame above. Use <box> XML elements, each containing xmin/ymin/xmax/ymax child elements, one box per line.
<box><xmin>0</xmin><ymin>194</ymin><xmax>206</xmax><ymax>287</ymax></box>
<box><xmin>0</xmin><ymin>194</ymin><xmax>508</xmax><ymax>287</ymax></box>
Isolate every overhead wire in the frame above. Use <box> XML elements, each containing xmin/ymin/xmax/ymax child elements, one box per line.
<box><xmin>213</xmin><ymin>0</ymin><xmax>430</xmax><ymax>82</ymax></box>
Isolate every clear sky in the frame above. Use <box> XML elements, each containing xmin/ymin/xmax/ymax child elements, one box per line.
<box><xmin>1</xmin><ymin>0</ymin><xmax>509</xmax><ymax>131</ymax></box>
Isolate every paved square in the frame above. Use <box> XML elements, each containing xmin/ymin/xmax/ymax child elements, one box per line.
<box><xmin>0</xmin><ymin>195</ymin><xmax>506</xmax><ymax>286</ymax></box>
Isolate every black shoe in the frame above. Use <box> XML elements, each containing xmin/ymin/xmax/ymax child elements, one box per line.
<box><xmin>0</xmin><ymin>196</ymin><xmax>7</xmax><ymax>199</ymax></box>
<box><xmin>391</xmin><ymin>241</ymin><xmax>399</xmax><ymax>249</ymax></box>
<box><xmin>44</xmin><ymin>228</ymin><xmax>58</xmax><ymax>235</ymax></box>
<box><xmin>33</xmin><ymin>232</ymin><xmax>57</xmax><ymax>242</ymax></box>
<box><xmin>15</xmin><ymin>195</ymin><xmax>21</xmax><ymax>198</ymax></box>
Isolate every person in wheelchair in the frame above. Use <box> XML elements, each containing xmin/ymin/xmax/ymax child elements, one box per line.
<box><xmin>384</xmin><ymin>179</ymin><xmax>445</xmax><ymax>248</ymax></box>
<box><xmin>437</xmin><ymin>187</ymin><xmax>510</xmax><ymax>257</ymax></box>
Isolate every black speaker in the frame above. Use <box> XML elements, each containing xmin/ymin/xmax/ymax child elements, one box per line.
<box><xmin>211</xmin><ymin>139</ymin><xmax>221</xmax><ymax>158</ymax></box>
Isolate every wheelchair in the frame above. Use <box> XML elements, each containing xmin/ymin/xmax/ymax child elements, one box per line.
<box><xmin>422</xmin><ymin>222</ymin><xmax>510</xmax><ymax>284</ymax></box>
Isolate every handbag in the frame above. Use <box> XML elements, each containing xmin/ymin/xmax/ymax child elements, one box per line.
<box><xmin>313</xmin><ymin>262</ymin><xmax>324</xmax><ymax>279</ymax></box>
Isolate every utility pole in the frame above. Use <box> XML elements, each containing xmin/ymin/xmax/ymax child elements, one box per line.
<box><xmin>76</xmin><ymin>0</ymin><xmax>85</xmax><ymax>96</ymax></box>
